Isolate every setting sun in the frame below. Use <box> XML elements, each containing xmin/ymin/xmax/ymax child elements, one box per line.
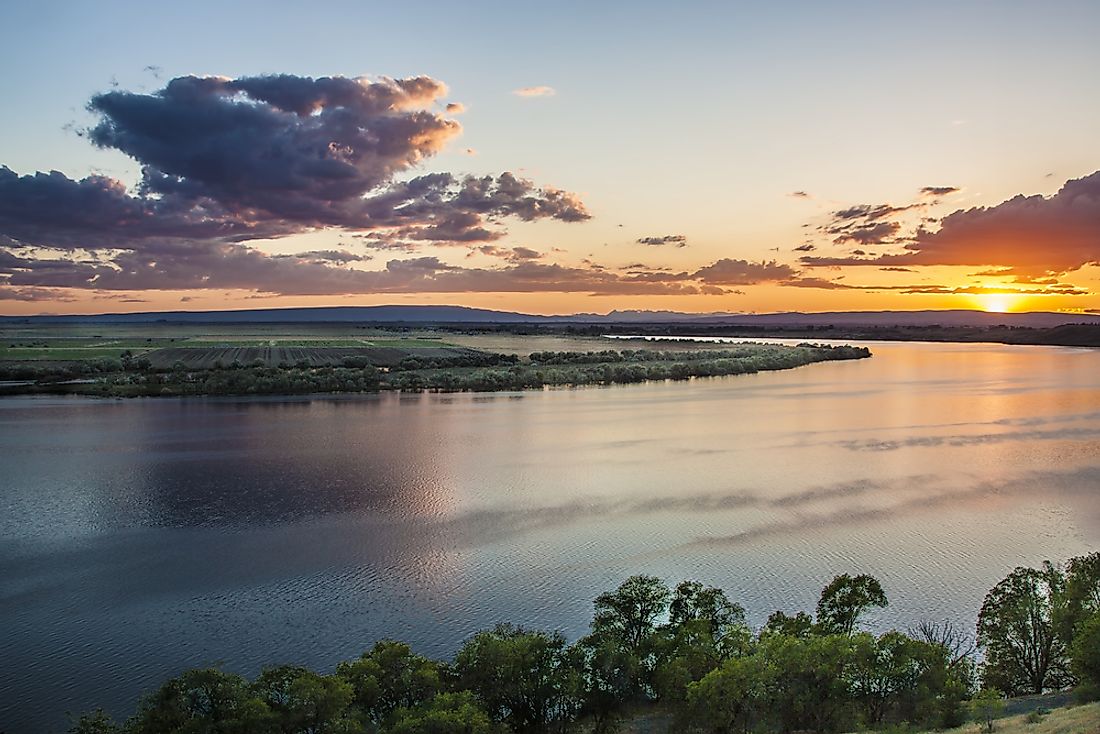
<box><xmin>976</xmin><ymin>293</ymin><xmax>1021</xmax><ymax>313</ymax></box>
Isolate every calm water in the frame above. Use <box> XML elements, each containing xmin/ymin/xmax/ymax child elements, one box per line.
<box><xmin>2</xmin><ymin>340</ymin><xmax>1099</xmax><ymax>732</ymax></box>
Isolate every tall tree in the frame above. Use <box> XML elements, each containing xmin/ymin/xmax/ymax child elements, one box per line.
<box><xmin>976</xmin><ymin>562</ymin><xmax>1072</xmax><ymax>695</ymax></box>
<box><xmin>591</xmin><ymin>575</ymin><xmax>671</xmax><ymax>652</ymax></box>
<box><xmin>816</xmin><ymin>574</ymin><xmax>889</xmax><ymax>635</ymax></box>
<box><xmin>1057</xmin><ymin>551</ymin><xmax>1100</xmax><ymax>642</ymax></box>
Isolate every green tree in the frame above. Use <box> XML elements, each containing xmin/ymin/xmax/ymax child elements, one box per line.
<box><xmin>758</xmin><ymin>633</ymin><xmax>856</xmax><ymax>734</ymax></box>
<box><xmin>591</xmin><ymin>575</ymin><xmax>671</xmax><ymax>653</ymax></box>
<box><xmin>816</xmin><ymin>574</ymin><xmax>888</xmax><ymax>635</ymax></box>
<box><xmin>335</xmin><ymin>641</ymin><xmax>441</xmax><ymax>724</ymax></box>
<box><xmin>387</xmin><ymin>692</ymin><xmax>500</xmax><ymax>734</ymax></box>
<box><xmin>683</xmin><ymin>655</ymin><xmax>766</xmax><ymax>734</ymax></box>
<box><xmin>128</xmin><ymin>668</ymin><xmax>271</xmax><ymax>734</ymax></box>
<box><xmin>1057</xmin><ymin>551</ymin><xmax>1100</xmax><ymax>643</ymax></box>
<box><xmin>761</xmin><ymin>610</ymin><xmax>815</xmax><ymax>639</ymax></box>
<box><xmin>253</xmin><ymin>666</ymin><xmax>355</xmax><ymax>733</ymax></box>
<box><xmin>67</xmin><ymin>709</ymin><xmax>121</xmax><ymax>734</ymax></box>
<box><xmin>977</xmin><ymin>562</ymin><xmax>1071</xmax><ymax>695</ymax></box>
<box><xmin>453</xmin><ymin>624</ymin><xmax>581</xmax><ymax>732</ymax></box>
<box><xmin>575</xmin><ymin>635</ymin><xmax>642</xmax><ymax>733</ymax></box>
<box><xmin>1071</xmin><ymin>612</ymin><xmax>1100</xmax><ymax>701</ymax></box>
<box><xmin>969</xmin><ymin>688</ymin><xmax>1005</xmax><ymax>733</ymax></box>
<box><xmin>668</xmin><ymin>581</ymin><xmax>745</xmax><ymax>637</ymax></box>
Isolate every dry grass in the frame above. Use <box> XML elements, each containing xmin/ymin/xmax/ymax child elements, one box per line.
<box><xmin>901</xmin><ymin>702</ymin><xmax>1099</xmax><ymax>734</ymax></box>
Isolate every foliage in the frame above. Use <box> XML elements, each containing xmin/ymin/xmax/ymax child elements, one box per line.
<box><xmin>970</xmin><ymin>688</ymin><xmax>1006</xmax><ymax>733</ymax></box>
<box><xmin>977</xmin><ymin>563</ymin><xmax>1072</xmax><ymax>696</ymax></box>
<box><xmin>1071</xmin><ymin>612</ymin><xmax>1100</xmax><ymax>701</ymax></box>
<box><xmin>816</xmin><ymin>573</ymin><xmax>889</xmax><ymax>635</ymax></box>
<box><xmin>453</xmin><ymin>624</ymin><xmax>581</xmax><ymax>731</ymax></box>
<box><xmin>67</xmin><ymin>558</ymin><xmax>1100</xmax><ymax>734</ymax></box>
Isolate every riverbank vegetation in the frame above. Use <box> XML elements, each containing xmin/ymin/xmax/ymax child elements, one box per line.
<box><xmin>0</xmin><ymin>343</ymin><xmax>869</xmax><ymax>397</ymax></box>
<box><xmin>69</xmin><ymin>553</ymin><xmax>1099</xmax><ymax>734</ymax></box>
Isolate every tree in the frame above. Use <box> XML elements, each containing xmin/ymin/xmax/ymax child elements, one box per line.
<box><xmin>128</xmin><ymin>668</ymin><xmax>272</xmax><ymax>734</ymax></box>
<box><xmin>67</xmin><ymin>710</ymin><xmax>121</xmax><ymax>734</ymax></box>
<box><xmin>683</xmin><ymin>656</ymin><xmax>766</xmax><ymax>734</ymax></box>
<box><xmin>453</xmin><ymin>624</ymin><xmax>581</xmax><ymax>732</ymax></box>
<box><xmin>761</xmin><ymin>611</ymin><xmax>815</xmax><ymax>639</ymax></box>
<box><xmin>757</xmin><ymin>633</ymin><xmax>856</xmax><ymax>734</ymax></box>
<box><xmin>1057</xmin><ymin>551</ymin><xmax>1100</xmax><ymax>642</ymax></box>
<box><xmin>970</xmin><ymin>688</ymin><xmax>1005</xmax><ymax>733</ymax></box>
<box><xmin>335</xmin><ymin>640</ymin><xmax>441</xmax><ymax>724</ymax></box>
<box><xmin>387</xmin><ymin>692</ymin><xmax>500</xmax><ymax>734</ymax></box>
<box><xmin>816</xmin><ymin>574</ymin><xmax>888</xmax><ymax>635</ymax></box>
<box><xmin>575</xmin><ymin>634</ymin><xmax>642</xmax><ymax>733</ymax></box>
<box><xmin>976</xmin><ymin>562</ymin><xmax>1072</xmax><ymax>695</ymax></box>
<box><xmin>1071</xmin><ymin>612</ymin><xmax>1100</xmax><ymax>701</ymax></box>
<box><xmin>591</xmin><ymin>575</ymin><xmax>671</xmax><ymax>653</ymax></box>
<box><xmin>253</xmin><ymin>666</ymin><xmax>355</xmax><ymax>733</ymax></box>
<box><xmin>668</xmin><ymin>581</ymin><xmax>745</xmax><ymax>638</ymax></box>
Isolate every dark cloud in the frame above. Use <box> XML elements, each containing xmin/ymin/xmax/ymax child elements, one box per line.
<box><xmin>0</xmin><ymin>74</ymin><xmax>594</xmax><ymax>297</ymax></box>
<box><xmin>692</xmin><ymin>259</ymin><xmax>797</xmax><ymax>285</ymax></box>
<box><xmin>804</xmin><ymin>172</ymin><xmax>1100</xmax><ymax>280</ymax></box>
<box><xmin>637</xmin><ymin>234</ymin><xmax>688</xmax><ymax>247</ymax></box>
<box><xmin>919</xmin><ymin>186</ymin><xmax>960</xmax><ymax>197</ymax></box>
<box><xmin>879</xmin><ymin>266</ymin><xmax>915</xmax><ymax>272</ymax></box>
<box><xmin>0</xmin><ymin>285</ymin><xmax>76</xmax><ymax>301</ymax></box>
<box><xmin>789</xmin><ymin>191</ymin><xmax>811</xmax><ymax>199</ymax></box>
<box><xmin>897</xmin><ymin>171</ymin><xmax>1100</xmax><ymax>277</ymax></box>
<box><xmin>284</xmin><ymin>250</ymin><xmax>372</xmax><ymax>264</ymax></box>
<box><xmin>833</xmin><ymin>221</ymin><xmax>901</xmax><ymax>245</ymax></box>
<box><xmin>831</xmin><ymin>203</ymin><xmax>918</xmax><ymax>222</ymax></box>
<box><xmin>793</xmin><ymin>244</ymin><xmax>816</xmax><ymax>252</ymax></box>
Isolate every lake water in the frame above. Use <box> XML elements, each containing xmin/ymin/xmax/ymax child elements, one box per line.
<box><xmin>2</xmin><ymin>339</ymin><xmax>1099</xmax><ymax>732</ymax></box>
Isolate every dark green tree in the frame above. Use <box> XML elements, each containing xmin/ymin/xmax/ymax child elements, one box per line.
<box><xmin>335</xmin><ymin>640</ymin><xmax>442</xmax><ymax>724</ymax></box>
<box><xmin>977</xmin><ymin>562</ymin><xmax>1071</xmax><ymax>695</ymax></box>
<box><xmin>387</xmin><ymin>692</ymin><xmax>500</xmax><ymax>734</ymax></box>
<box><xmin>1071</xmin><ymin>612</ymin><xmax>1100</xmax><ymax>701</ymax></box>
<box><xmin>683</xmin><ymin>655</ymin><xmax>767</xmax><ymax>734</ymax></box>
<box><xmin>816</xmin><ymin>574</ymin><xmax>888</xmax><ymax>635</ymax></box>
<box><xmin>453</xmin><ymin>624</ymin><xmax>581</xmax><ymax>732</ymax></box>
<box><xmin>1057</xmin><ymin>551</ymin><xmax>1100</xmax><ymax>642</ymax></box>
<box><xmin>591</xmin><ymin>575</ymin><xmax>671</xmax><ymax>653</ymax></box>
<box><xmin>128</xmin><ymin>668</ymin><xmax>272</xmax><ymax>734</ymax></box>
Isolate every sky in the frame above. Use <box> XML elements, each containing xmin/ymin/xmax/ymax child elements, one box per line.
<box><xmin>1</xmin><ymin>0</ymin><xmax>1099</xmax><ymax>316</ymax></box>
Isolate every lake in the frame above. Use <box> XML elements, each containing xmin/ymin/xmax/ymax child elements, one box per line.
<box><xmin>2</xmin><ymin>339</ymin><xmax>1099</xmax><ymax>732</ymax></box>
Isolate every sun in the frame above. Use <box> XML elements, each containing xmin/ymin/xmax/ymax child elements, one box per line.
<box><xmin>975</xmin><ymin>293</ymin><xmax>1020</xmax><ymax>313</ymax></box>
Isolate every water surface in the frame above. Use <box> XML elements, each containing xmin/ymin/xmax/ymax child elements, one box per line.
<box><xmin>2</xmin><ymin>340</ymin><xmax>1099</xmax><ymax>732</ymax></box>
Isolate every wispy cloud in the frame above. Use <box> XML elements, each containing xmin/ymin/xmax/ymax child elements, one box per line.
<box><xmin>513</xmin><ymin>85</ymin><xmax>556</xmax><ymax>97</ymax></box>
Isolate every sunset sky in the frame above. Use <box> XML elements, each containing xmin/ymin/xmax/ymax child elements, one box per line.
<box><xmin>2</xmin><ymin>0</ymin><xmax>1099</xmax><ymax>316</ymax></box>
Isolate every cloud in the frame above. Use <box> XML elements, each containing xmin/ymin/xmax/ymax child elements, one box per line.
<box><xmin>473</xmin><ymin>245</ymin><xmax>543</xmax><ymax>262</ymax></box>
<box><xmin>830</xmin><ymin>203</ymin><xmax>918</xmax><ymax>223</ymax></box>
<box><xmin>897</xmin><ymin>171</ymin><xmax>1100</xmax><ymax>277</ymax></box>
<box><xmin>803</xmin><ymin>172</ymin><xmax>1100</xmax><ymax>280</ymax></box>
<box><xmin>879</xmin><ymin>266</ymin><xmax>914</xmax><ymax>272</ymax></box>
<box><xmin>513</xmin><ymin>86</ymin><xmax>555</xmax><ymax>97</ymax></box>
<box><xmin>920</xmin><ymin>186</ymin><xmax>960</xmax><ymax>197</ymax></box>
<box><xmin>445</xmin><ymin>102</ymin><xmax>465</xmax><ymax>114</ymax></box>
<box><xmin>793</xmin><ymin>244</ymin><xmax>816</xmax><ymax>252</ymax></box>
<box><xmin>0</xmin><ymin>285</ymin><xmax>76</xmax><ymax>301</ymax></box>
<box><xmin>832</xmin><ymin>221</ymin><xmax>901</xmax><ymax>245</ymax></box>
<box><xmin>284</xmin><ymin>249</ymin><xmax>371</xmax><ymax>264</ymax></box>
<box><xmin>692</xmin><ymin>259</ymin><xmax>797</xmax><ymax>285</ymax></box>
<box><xmin>637</xmin><ymin>234</ymin><xmax>687</xmax><ymax>247</ymax></box>
<box><xmin>789</xmin><ymin>191</ymin><xmax>811</xmax><ymax>199</ymax></box>
<box><xmin>0</xmin><ymin>73</ymin><xmax>596</xmax><ymax>297</ymax></box>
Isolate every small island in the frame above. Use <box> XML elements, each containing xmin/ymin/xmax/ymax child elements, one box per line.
<box><xmin>0</xmin><ymin>327</ymin><xmax>870</xmax><ymax>397</ymax></box>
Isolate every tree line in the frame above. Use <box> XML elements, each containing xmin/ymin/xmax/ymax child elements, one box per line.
<box><xmin>2</xmin><ymin>345</ymin><xmax>870</xmax><ymax>397</ymax></box>
<box><xmin>68</xmin><ymin>552</ymin><xmax>1099</xmax><ymax>734</ymax></box>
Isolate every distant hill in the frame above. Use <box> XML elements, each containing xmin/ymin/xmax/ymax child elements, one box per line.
<box><xmin>3</xmin><ymin>305</ymin><xmax>1100</xmax><ymax>328</ymax></box>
